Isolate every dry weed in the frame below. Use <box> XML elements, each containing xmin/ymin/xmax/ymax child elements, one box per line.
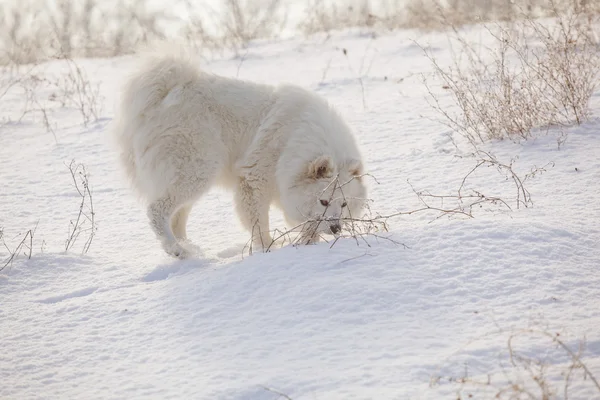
<box><xmin>300</xmin><ymin>0</ymin><xmax>378</xmax><ymax>35</ymax></box>
<box><xmin>430</xmin><ymin>328</ymin><xmax>600</xmax><ymax>400</ymax></box>
<box><xmin>4</xmin><ymin>56</ymin><xmax>102</xmax><ymax>137</ymax></box>
<box><xmin>0</xmin><ymin>222</ymin><xmax>38</xmax><ymax>272</ymax></box>
<box><xmin>50</xmin><ymin>56</ymin><xmax>102</xmax><ymax>126</ymax></box>
<box><xmin>242</xmin><ymin>154</ymin><xmax>546</xmax><ymax>257</ymax></box>
<box><xmin>422</xmin><ymin>2</ymin><xmax>600</xmax><ymax>145</ymax></box>
<box><xmin>0</xmin><ymin>0</ymin><xmax>172</xmax><ymax>65</ymax></box>
<box><xmin>221</xmin><ymin>0</ymin><xmax>286</xmax><ymax>49</ymax></box>
<box><xmin>170</xmin><ymin>0</ymin><xmax>287</xmax><ymax>56</ymax></box>
<box><xmin>65</xmin><ymin>160</ymin><xmax>96</xmax><ymax>254</ymax></box>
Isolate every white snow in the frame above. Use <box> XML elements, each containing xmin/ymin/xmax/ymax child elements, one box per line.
<box><xmin>1</xmin><ymin>24</ymin><xmax>600</xmax><ymax>400</ymax></box>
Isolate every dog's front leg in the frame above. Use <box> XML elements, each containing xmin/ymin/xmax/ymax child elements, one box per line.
<box><xmin>234</xmin><ymin>174</ymin><xmax>273</xmax><ymax>252</ymax></box>
<box><xmin>234</xmin><ymin>126</ymin><xmax>282</xmax><ymax>252</ymax></box>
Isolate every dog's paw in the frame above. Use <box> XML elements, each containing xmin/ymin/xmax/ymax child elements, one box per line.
<box><xmin>164</xmin><ymin>242</ymin><xmax>196</xmax><ymax>259</ymax></box>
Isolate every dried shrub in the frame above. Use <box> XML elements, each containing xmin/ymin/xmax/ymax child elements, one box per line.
<box><xmin>423</xmin><ymin>3</ymin><xmax>600</xmax><ymax>145</ymax></box>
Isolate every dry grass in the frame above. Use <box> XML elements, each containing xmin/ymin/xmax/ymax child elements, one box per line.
<box><xmin>0</xmin><ymin>0</ymin><xmax>288</xmax><ymax>65</ymax></box>
<box><xmin>422</xmin><ymin>1</ymin><xmax>600</xmax><ymax>146</ymax></box>
<box><xmin>0</xmin><ymin>222</ymin><xmax>38</xmax><ymax>272</ymax></box>
<box><xmin>243</xmin><ymin>153</ymin><xmax>550</xmax><ymax>256</ymax></box>
<box><xmin>180</xmin><ymin>0</ymin><xmax>287</xmax><ymax>55</ymax></box>
<box><xmin>1</xmin><ymin>56</ymin><xmax>103</xmax><ymax>140</ymax></box>
<box><xmin>0</xmin><ymin>0</ymin><xmax>173</xmax><ymax>65</ymax></box>
<box><xmin>1</xmin><ymin>1</ymin><xmax>598</xmax><ymax>65</ymax></box>
<box><xmin>221</xmin><ymin>0</ymin><xmax>287</xmax><ymax>49</ymax></box>
<box><xmin>405</xmin><ymin>0</ymin><xmax>600</xmax><ymax>30</ymax></box>
<box><xmin>242</xmin><ymin>173</ymin><xmax>404</xmax><ymax>256</ymax></box>
<box><xmin>65</xmin><ymin>160</ymin><xmax>96</xmax><ymax>254</ymax></box>
<box><xmin>51</xmin><ymin>56</ymin><xmax>102</xmax><ymax>126</ymax></box>
<box><xmin>299</xmin><ymin>0</ymin><xmax>378</xmax><ymax>35</ymax></box>
<box><xmin>298</xmin><ymin>0</ymin><xmax>600</xmax><ymax>35</ymax></box>
<box><xmin>430</xmin><ymin>327</ymin><xmax>600</xmax><ymax>399</ymax></box>
<box><xmin>0</xmin><ymin>160</ymin><xmax>96</xmax><ymax>269</ymax></box>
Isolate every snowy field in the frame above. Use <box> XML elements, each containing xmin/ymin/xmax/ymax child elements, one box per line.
<box><xmin>2</xmin><ymin>11</ymin><xmax>600</xmax><ymax>400</ymax></box>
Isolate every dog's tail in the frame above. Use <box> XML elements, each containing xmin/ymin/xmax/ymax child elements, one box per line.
<box><xmin>120</xmin><ymin>47</ymin><xmax>201</xmax><ymax>121</ymax></box>
<box><xmin>110</xmin><ymin>46</ymin><xmax>201</xmax><ymax>197</ymax></box>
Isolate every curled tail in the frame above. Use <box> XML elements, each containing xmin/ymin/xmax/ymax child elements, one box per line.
<box><xmin>109</xmin><ymin>47</ymin><xmax>202</xmax><ymax>198</ymax></box>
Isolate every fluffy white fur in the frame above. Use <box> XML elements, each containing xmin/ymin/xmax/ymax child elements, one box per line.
<box><xmin>111</xmin><ymin>50</ymin><xmax>367</xmax><ymax>258</ymax></box>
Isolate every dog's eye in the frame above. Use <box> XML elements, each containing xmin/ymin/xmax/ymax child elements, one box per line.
<box><xmin>320</xmin><ymin>199</ymin><xmax>329</xmax><ymax>207</ymax></box>
<box><xmin>341</xmin><ymin>201</ymin><xmax>347</xmax><ymax>208</ymax></box>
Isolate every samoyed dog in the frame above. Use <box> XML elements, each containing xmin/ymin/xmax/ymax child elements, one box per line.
<box><xmin>111</xmin><ymin>50</ymin><xmax>367</xmax><ymax>258</ymax></box>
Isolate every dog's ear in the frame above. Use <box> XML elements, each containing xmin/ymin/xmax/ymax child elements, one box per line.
<box><xmin>346</xmin><ymin>158</ymin><xmax>364</xmax><ymax>179</ymax></box>
<box><xmin>307</xmin><ymin>155</ymin><xmax>333</xmax><ymax>180</ymax></box>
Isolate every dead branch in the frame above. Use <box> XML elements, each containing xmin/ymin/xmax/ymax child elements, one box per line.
<box><xmin>0</xmin><ymin>221</ymin><xmax>38</xmax><ymax>272</ymax></box>
<box><xmin>65</xmin><ymin>160</ymin><xmax>96</xmax><ymax>254</ymax></box>
<box><xmin>260</xmin><ymin>385</ymin><xmax>293</xmax><ymax>400</ymax></box>
<box><xmin>432</xmin><ymin>326</ymin><xmax>600</xmax><ymax>399</ymax></box>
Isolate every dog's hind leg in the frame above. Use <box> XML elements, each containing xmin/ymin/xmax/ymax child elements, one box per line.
<box><xmin>147</xmin><ymin>196</ymin><xmax>190</xmax><ymax>258</ymax></box>
<box><xmin>147</xmin><ymin>157</ymin><xmax>222</xmax><ymax>258</ymax></box>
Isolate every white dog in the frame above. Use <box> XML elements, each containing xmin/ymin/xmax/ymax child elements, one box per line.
<box><xmin>111</xmin><ymin>50</ymin><xmax>367</xmax><ymax>258</ymax></box>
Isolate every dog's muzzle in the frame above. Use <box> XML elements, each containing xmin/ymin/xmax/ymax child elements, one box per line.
<box><xmin>329</xmin><ymin>223</ymin><xmax>341</xmax><ymax>235</ymax></box>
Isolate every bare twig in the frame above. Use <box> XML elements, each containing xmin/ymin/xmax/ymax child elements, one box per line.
<box><xmin>420</xmin><ymin>4</ymin><xmax>599</xmax><ymax>146</ymax></box>
<box><xmin>53</xmin><ymin>56</ymin><xmax>102</xmax><ymax>126</ymax></box>
<box><xmin>260</xmin><ymin>385</ymin><xmax>293</xmax><ymax>400</ymax></box>
<box><xmin>432</xmin><ymin>327</ymin><xmax>600</xmax><ymax>399</ymax></box>
<box><xmin>65</xmin><ymin>160</ymin><xmax>96</xmax><ymax>254</ymax></box>
<box><xmin>245</xmin><ymin>155</ymin><xmax>546</xmax><ymax>257</ymax></box>
<box><xmin>0</xmin><ymin>221</ymin><xmax>38</xmax><ymax>271</ymax></box>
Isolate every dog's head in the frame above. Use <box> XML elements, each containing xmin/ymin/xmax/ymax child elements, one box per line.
<box><xmin>282</xmin><ymin>155</ymin><xmax>367</xmax><ymax>238</ymax></box>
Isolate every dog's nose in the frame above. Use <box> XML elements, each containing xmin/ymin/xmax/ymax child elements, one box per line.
<box><xmin>330</xmin><ymin>223</ymin><xmax>341</xmax><ymax>234</ymax></box>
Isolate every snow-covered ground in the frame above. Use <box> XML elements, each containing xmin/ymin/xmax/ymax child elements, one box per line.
<box><xmin>2</xmin><ymin>23</ymin><xmax>600</xmax><ymax>400</ymax></box>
